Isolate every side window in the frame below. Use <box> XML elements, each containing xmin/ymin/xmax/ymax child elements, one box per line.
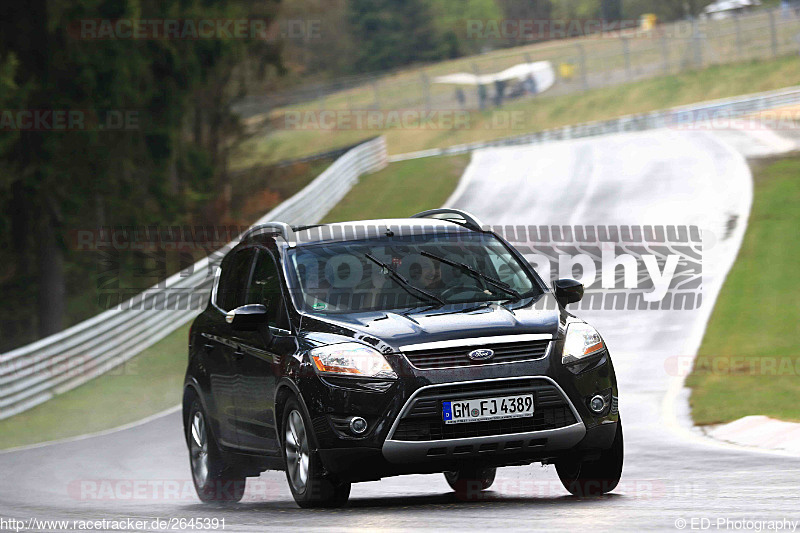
<box><xmin>248</xmin><ymin>250</ymin><xmax>290</xmax><ymax>330</ymax></box>
<box><xmin>216</xmin><ymin>250</ymin><xmax>255</xmax><ymax>311</ymax></box>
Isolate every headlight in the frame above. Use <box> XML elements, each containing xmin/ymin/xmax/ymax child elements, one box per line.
<box><xmin>562</xmin><ymin>322</ymin><xmax>606</xmax><ymax>365</ymax></box>
<box><xmin>309</xmin><ymin>342</ymin><xmax>397</xmax><ymax>379</ymax></box>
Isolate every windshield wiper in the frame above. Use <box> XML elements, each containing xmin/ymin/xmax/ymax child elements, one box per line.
<box><xmin>420</xmin><ymin>250</ymin><xmax>523</xmax><ymax>301</ymax></box>
<box><xmin>365</xmin><ymin>254</ymin><xmax>446</xmax><ymax>308</ymax></box>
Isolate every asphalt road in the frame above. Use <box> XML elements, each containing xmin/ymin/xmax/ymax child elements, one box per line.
<box><xmin>2</xmin><ymin>129</ymin><xmax>799</xmax><ymax>532</ymax></box>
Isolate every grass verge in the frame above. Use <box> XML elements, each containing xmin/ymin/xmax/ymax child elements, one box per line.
<box><xmin>0</xmin><ymin>154</ymin><xmax>469</xmax><ymax>449</ymax></box>
<box><xmin>237</xmin><ymin>55</ymin><xmax>800</xmax><ymax>165</ymax></box>
<box><xmin>0</xmin><ymin>324</ymin><xmax>189</xmax><ymax>450</ymax></box>
<box><xmin>687</xmin><ymin>154</ymin><xmax>800</xmax><ymax>425</ymax></box>
<box><xmin>322</xmin><ymin>154</ymin><xmax>469</xmax><ymax>223</ymax></box>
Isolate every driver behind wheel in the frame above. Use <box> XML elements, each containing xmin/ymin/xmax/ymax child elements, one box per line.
<box><xmin>409</xmin><ymin>257</ymin><xmax>444</xmax><ymax>290</ymax></box>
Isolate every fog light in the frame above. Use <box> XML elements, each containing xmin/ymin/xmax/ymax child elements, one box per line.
<box><xmin>349</xmin><ymin>416</ymin><xmax>368</xmax><ymax>435</ymax></box>
<box><xmin>589</xmin><ymin>395</ymin><xmax>607</xmax><ymax>414</ymax></box>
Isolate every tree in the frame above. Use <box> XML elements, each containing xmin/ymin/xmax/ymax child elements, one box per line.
<box><xmin>550</xmin><ymin>0</ymin><xmax>601</xmax><ymax>20</ymax></box>
<box><xmin>347</xmin><ymin>0</ymin><xmax>448</xmax><ymax>73</ymax></box>
<box><xmin>430</xmin><ymin>0</ymin><xmax>504</xmax><ymax>55</ymax></box>
<box><xmin>0</xmin><ymin>0</ymin><xmax>282</xmax><ymax>346</ymax></box>
<box><xmin>279</xmin><ymin>0</ymin><xmax>355</xmax><ymax>79</ymax></box>
<box><xmin>601</xmin><ymin>0</ymin><xmax>623</xmax><ymax>21</ymax></box>
<box><xmin>495</xmin><ymin>0</ymin><xmax>553</xmax><ymax>47</ymax></box>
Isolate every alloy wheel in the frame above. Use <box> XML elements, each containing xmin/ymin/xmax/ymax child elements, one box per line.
<box><xmin>285</xmin><ymin>410</ymin><xmax>310</xmax><ymax>493</ymax></box>
<box><xmin>189</xmin><ymin>411</ymin><xmax>210</xmax><ymax>488</ymax></box>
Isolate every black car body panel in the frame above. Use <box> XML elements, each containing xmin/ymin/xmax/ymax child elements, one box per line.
<box><xmin>183</xmin><ymin>216</ymin><xmax>620</xmax><ymax>488</ymax></box>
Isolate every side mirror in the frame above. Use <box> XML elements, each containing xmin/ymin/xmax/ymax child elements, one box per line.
<box><xmin>226</xmin><ymin>304</ymin><xmax>268</xmax><ymax>331</ymax></box>
<box><xmin>554</xmin><ymin>279</ymin><xmax>584</xmax><ymax>307</ymax></box>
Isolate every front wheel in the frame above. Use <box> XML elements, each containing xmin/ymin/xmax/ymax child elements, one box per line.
<box><xmin>281</xmin><ymin>397</ymin><xmax>351</xmax><ymax>508</ymax></box>
<box><xmin>186</xmin><ymin>400</ymin><xmax>246</xmax><ymax>503</ymax></box>
<box><xmin>555</xmin><ymin>420</ymin><xmax>623</xmax><ymax>497</ymax></box>
<box><xmin>445</xmin><ymin>467</ymin><xmax>496</xmax><ymax>498</ymax></box>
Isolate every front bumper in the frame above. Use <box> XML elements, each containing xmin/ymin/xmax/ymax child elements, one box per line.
<box><xmin>298</xmin><ymin>345</ymin><xmax>618</xmax><ymax>481</ymax></box>
<box><xmin>381</xmin><ymin>375</ymin><xmax>585</xmax><ymax>463</ymax></box>
<box><xmin>382</xmin><ymin>423</ymin><xmax>586</xmax><ymax>463</ymax></box>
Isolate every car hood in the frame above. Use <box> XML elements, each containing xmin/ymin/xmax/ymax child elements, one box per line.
<box><xmin>298</xmin><ymin>293</ymin><xmax>565</xmax><ymax>354</ymax></box>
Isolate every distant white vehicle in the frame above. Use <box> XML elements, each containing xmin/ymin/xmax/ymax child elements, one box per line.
<box><xmin>434</xmin><ymin>61</ymin><xmax>555</xmax><ymax>103</ymax></box>
<box><xmin>701</xmin><ymin>0</ymin><xmax>762</xmax><ymax>20</ymax></box>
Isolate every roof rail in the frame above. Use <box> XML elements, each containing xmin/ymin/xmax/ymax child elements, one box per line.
<box><xmin>240</xmin><ymin>222</ymin><xmax>296</xmax><ymax>246</ymax></box>
<box><xmin>410</xmin><ymin>209</ymin><xmax>485</xmax><ymax>232</ymax></box>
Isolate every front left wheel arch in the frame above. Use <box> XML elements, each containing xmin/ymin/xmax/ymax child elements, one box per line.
<box><xmin>274</xmin><ymin>379</ymin><xmax>319</xmax><ymax>451</ymax></box>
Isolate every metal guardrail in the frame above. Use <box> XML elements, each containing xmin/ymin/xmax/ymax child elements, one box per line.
<box><xmin>388</xmin><ymin>85</ymin><xmax>800</xmax><ymax>162</ymax></box>
<box><xmin>0</xmin><ymin>136</ymin><xmax>388</xmax><ymax>420</ymax></box>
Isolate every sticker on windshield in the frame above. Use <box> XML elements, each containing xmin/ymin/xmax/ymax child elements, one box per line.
<box><xmin>312</xmin><ymin>301</ymin><xmax>327</xmax><ymax>310</ymax></box>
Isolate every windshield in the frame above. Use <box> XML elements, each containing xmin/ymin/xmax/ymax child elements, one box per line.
<box><xmin>286</xmin><ymin>232</ymin><xmax>541</xmax><ymax>315</ymax></box>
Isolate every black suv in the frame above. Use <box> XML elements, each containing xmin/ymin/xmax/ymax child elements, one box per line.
<box><xmin>183</xmin><ymin>209</ymin><xmax>622</xmax><ymax>507</ymax></box>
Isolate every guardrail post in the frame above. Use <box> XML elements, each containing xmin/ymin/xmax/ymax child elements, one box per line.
<box><xmin>734</xmin><ymin>14</ymin><xmax>743</xmax><ymax>59</ymax></box>
<box><xmin>691</xmin><ymin>19</ymin><xmax>703</xmax><ymax>68</ymax></box>
<box><xmin>420</xmin><ymin>72</ymin><xmax>431</xmax><ymax>112</ymax></box>
<box><xmin>371</xmin><ymin>80</ymin><xmax>381</xmax><ymax>110</ymax></box>
<box><xmin>472</xmin><ymin>63</ymin><xmax>485</xmax><ymax>110</ymax></box>
<box><xmin>576</xmin><ymin>43</ymin><xmax>589</xmax><ymax>90</ymax></box>
<box><xmin>620</xmin><ymin>36</ymin><xmax>632</xmax><ymax>81</ymax></box>
<box><xmin>317</xmin><ymin>87</ymin><xmax>326</xmax><ymax>112</ymax></box>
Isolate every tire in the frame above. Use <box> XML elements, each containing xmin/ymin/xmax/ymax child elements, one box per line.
<box><xmin>281</xmin><ymin>397</ymin><xmax>351</xmax><ymax>508</ymax></box>
<box><xmin>186</xmin><ymin>400</ymin><xmax>246</xmax><ymax>503</ymax></box>
<box><xmin>444</xmin><ymin>467</ymin><xmax>497</xmax><ymax>499</ymax></box>
<box><xmin>556</xmin><ymin>420</ymin><xmax>624</xmax><ymax>497</ymax></box>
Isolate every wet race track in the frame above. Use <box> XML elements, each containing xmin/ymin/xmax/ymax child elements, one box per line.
<box><xmin>2</xmin><ymin>129</ymin><xmax>799</xmax><ymax>532</ymax></box>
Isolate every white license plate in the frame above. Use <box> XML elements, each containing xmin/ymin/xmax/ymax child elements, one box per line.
<box><xmin>442</xmin><ymin>394</ymin><xmax>534</xmax><ymax>424</ymax></box>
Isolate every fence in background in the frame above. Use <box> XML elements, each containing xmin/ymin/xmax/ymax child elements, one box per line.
<box><xmin>0</xmin><ymin>136</ymin><xmax>387</xmax><ymax>420</ymax></box>
<box><xmin>388</xmin><ymin>85</ymin><xmax>800</xmax><ymax>161</ymax></box>
<box><xmin>235</xmin><ymin>6</ymin><xmax>800</xmax><ymax>118</ymax></box>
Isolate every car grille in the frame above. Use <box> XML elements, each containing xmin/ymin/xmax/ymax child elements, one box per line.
<box><xmin>402</xmin><ymin>340</ymin><xmax>550</xmax><ymax>369</ymax></box>
<box><xmin>390</xmin><ymin>378</ymin><xmax>577</xmax><ymax>442</ymax></box>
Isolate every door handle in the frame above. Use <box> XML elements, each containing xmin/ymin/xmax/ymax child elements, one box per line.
<box><xmin>203</xmin><ymin>343</ymin><xmax>215</xmax><ymax>351</ymax></box>
<box><xmin>233</xmin><ymin>348</ymin><xmax>245</xmax><ymax>359</ymax></box>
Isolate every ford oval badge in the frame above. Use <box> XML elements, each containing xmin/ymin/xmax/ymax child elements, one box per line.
<box><xmin>468</xmin><ymin>348</ymin><xmax>494</xmax><ymax>361</ymax></box>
